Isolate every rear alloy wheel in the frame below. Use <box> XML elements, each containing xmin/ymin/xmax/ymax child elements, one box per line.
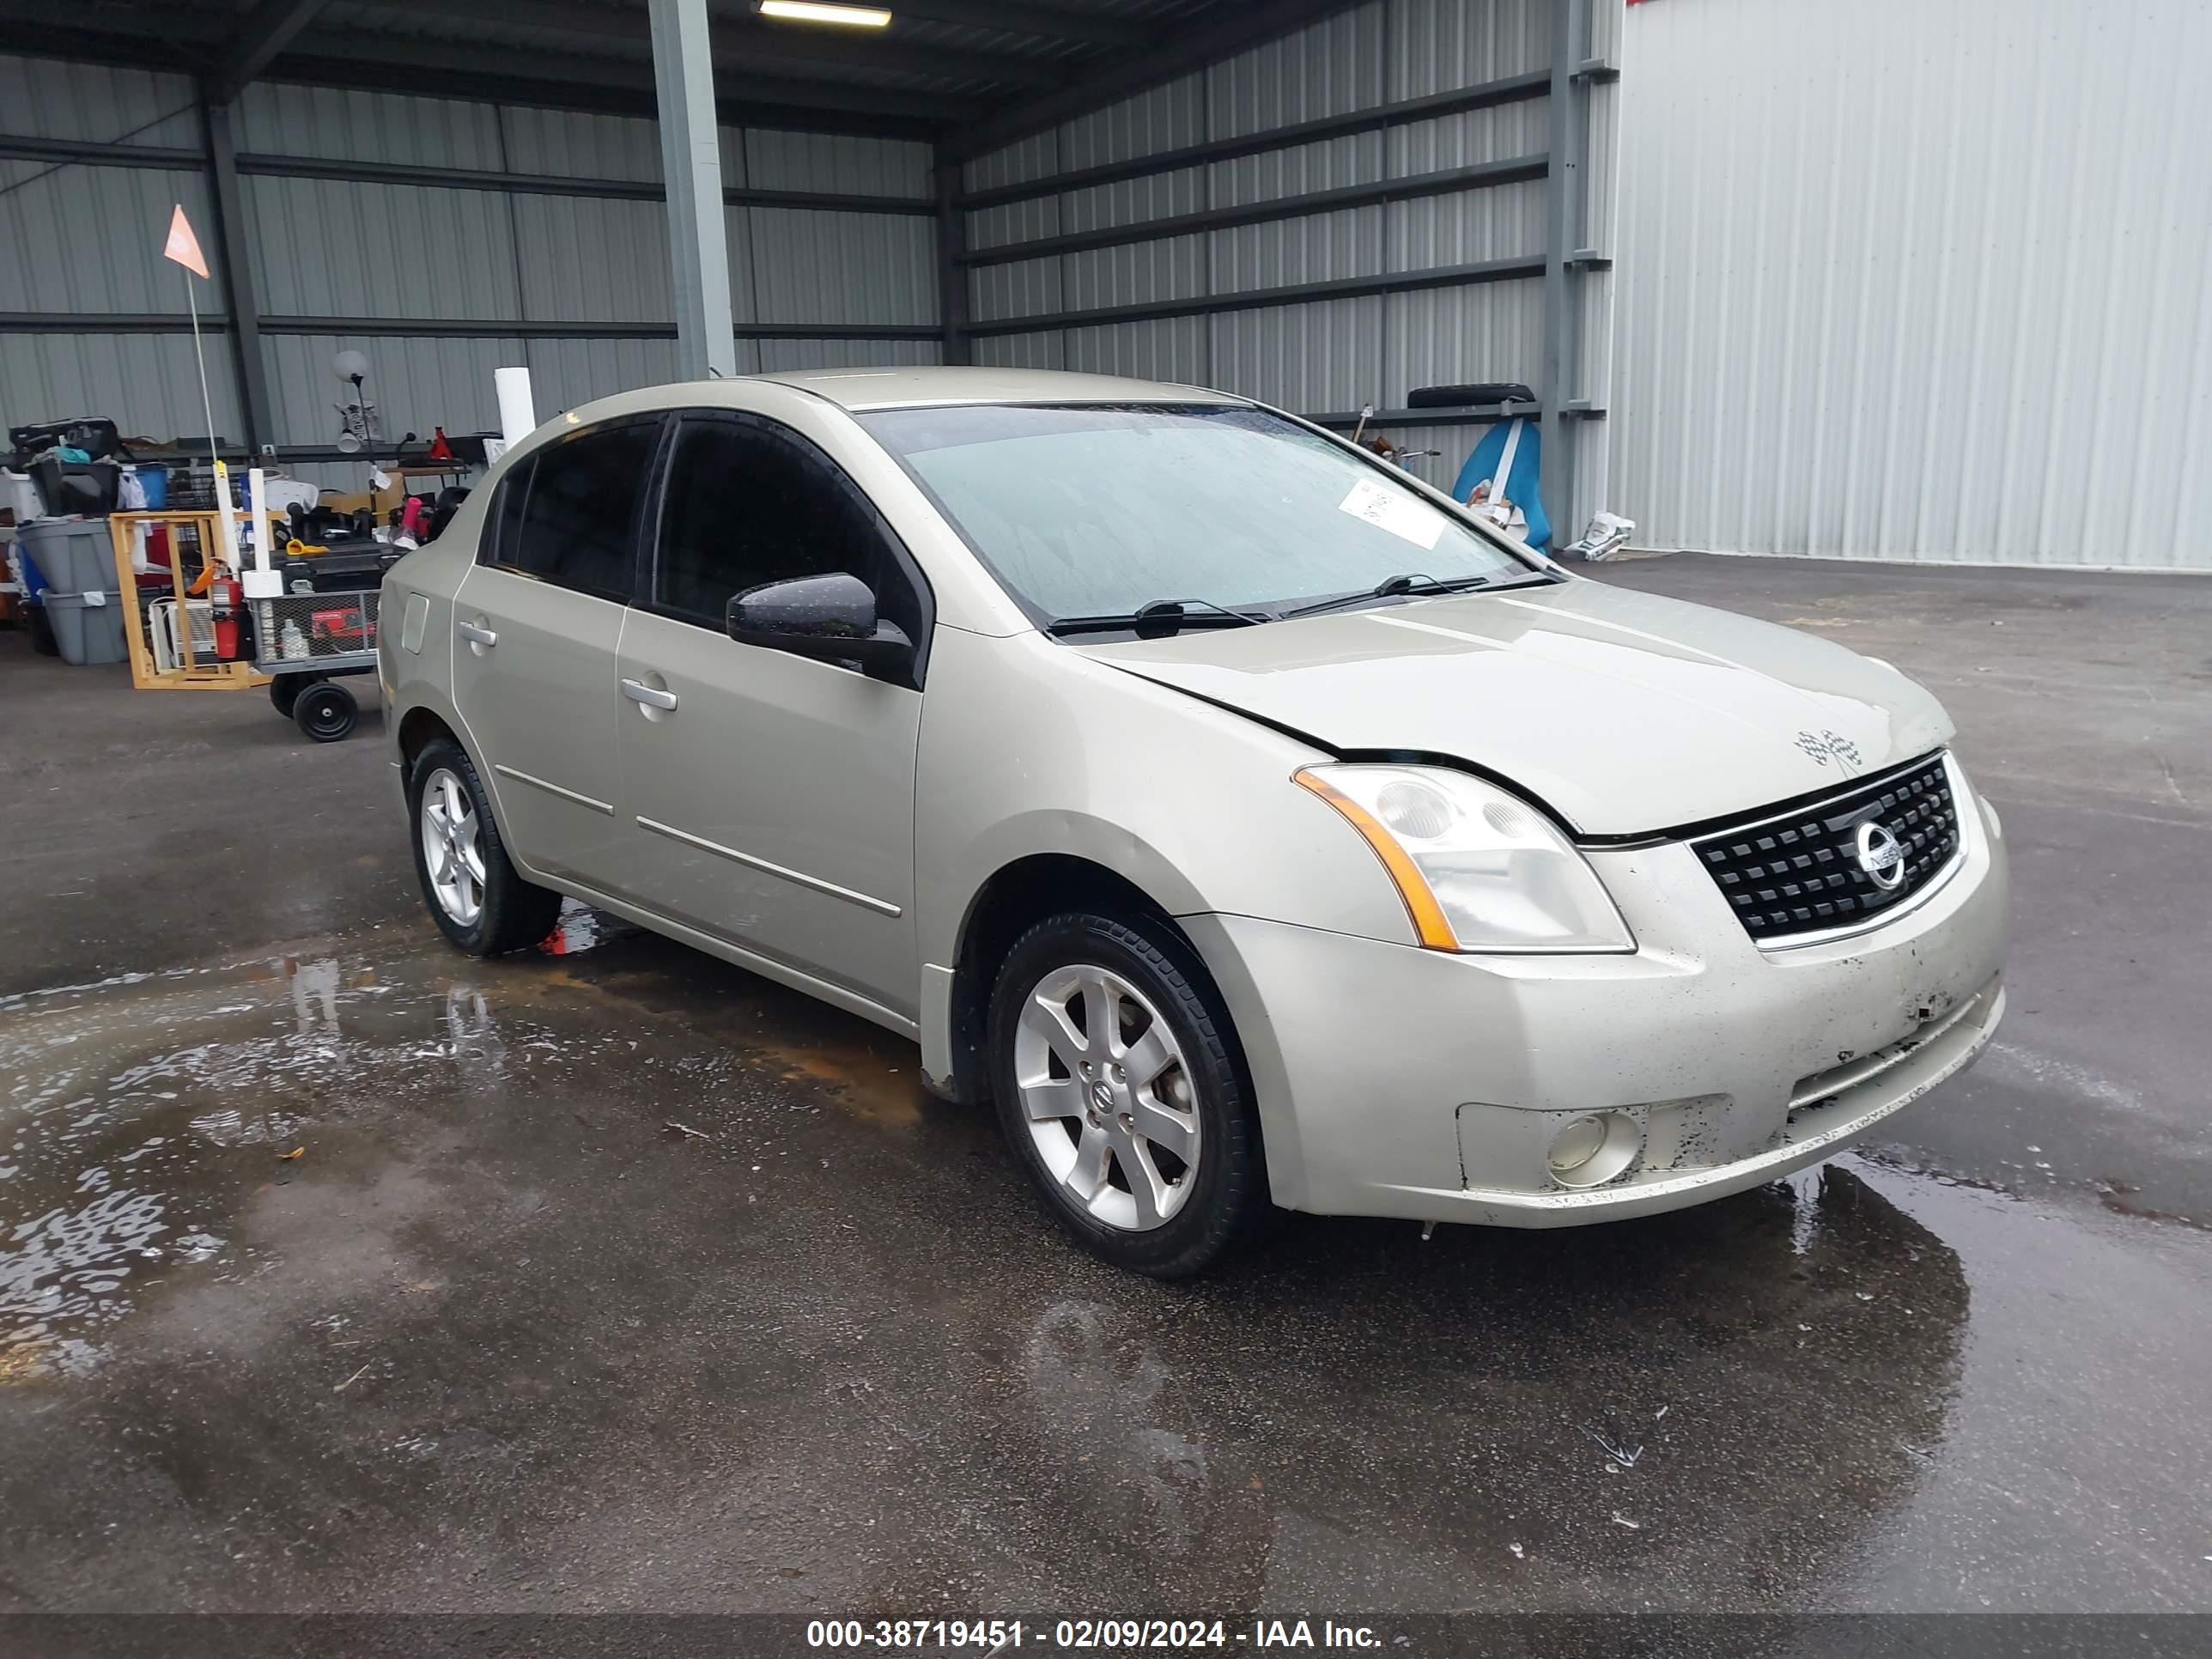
<box><xmin>406</xmin><ymin>737</ymin><xmax>562</xmax><ymax>956</ymax></box>
<box><xmin>989</xmin><ymin>912</ymin><xmax>1267</xmax><ymax>1277</ymax></box>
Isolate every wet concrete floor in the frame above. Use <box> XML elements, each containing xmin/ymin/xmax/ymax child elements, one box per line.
<box><xmin>2</xmin><ymin>558</ymin><xmax>2209</xmax><ymax>1616</ymax></box>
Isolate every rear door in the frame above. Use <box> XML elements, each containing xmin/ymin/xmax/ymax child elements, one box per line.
<box><xmin>451</xmin><ymin>416</ymin><xmax>663</xmax><ymax>894</ymax></box>
<box><xmin>615</xmin><ymin>411</ymin><xmax>927</xmax><ymax>1019</ymax></box>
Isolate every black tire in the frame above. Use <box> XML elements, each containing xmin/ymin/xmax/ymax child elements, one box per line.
<box><xmin>28</xmin><ymin>605</ymin><xmax>59</xmax><ymax>656</ymax></box>
<box><xmin>406</xmin><ymin>736</ymin><xmax>562</xmax><ymax>957</ymax></box>
<box><xmin>292</xmin><ymin>680</ymin><xmax>357</xmax><ymax>742</ymax></box>
<box><xmin>269</xmin><ymin>673</ymin><xmax>318</xmax><ymax>718</ymax></box>
<box><xmin>988</xmin><ymin>910</ymin><xmax>1268</xmax><ymax>1278</ymax></box>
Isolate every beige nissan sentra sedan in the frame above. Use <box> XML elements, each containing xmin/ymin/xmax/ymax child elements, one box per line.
<box><xmin>379</xmin><ymin>368</ymin><xmax>2008</xmax><ymax>1276</ymax></box>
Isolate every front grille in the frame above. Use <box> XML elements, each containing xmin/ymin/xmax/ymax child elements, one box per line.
<box><xmin>1691</xmin><ymin>752</ymin><xmax>1961</xmax><ymax>943</ymax></box>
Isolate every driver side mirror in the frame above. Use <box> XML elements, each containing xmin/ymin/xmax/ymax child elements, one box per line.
<box><xmin>726</xmin><ymin>571</ymin><xmax>914</xmax><ymax>675</ymax></box>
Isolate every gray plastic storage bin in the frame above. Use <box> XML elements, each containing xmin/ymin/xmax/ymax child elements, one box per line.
<box><xmin>15</xmin><ymin>518</ymin><xmax>115</xmax><ymax>596</ymax></box>
<box><xmin>44</xmin><ymin>590</ymin><xmax>128</xmax><ymax>665</ymax></box>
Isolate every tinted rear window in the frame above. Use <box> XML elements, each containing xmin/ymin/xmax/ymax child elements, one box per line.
<box><xmin>495</xmin><ymin>422</ymin><xmax>658</xmax><ymax>601</ymax></box>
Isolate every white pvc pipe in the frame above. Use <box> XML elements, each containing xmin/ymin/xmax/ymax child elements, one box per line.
<box><xmin>246</xmin><ymin>467</ymin><xmax>267</xmax><ymax>570</ymax></box>
<box><xmin>495</xmin><ymin>367</ymin><xmax>537</xmax><ymax>445</ymax></box>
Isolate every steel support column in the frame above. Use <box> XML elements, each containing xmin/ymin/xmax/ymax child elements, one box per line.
<box><xmin>648</xmin><ymin>0</ymin><xmax>737</xmax><ymax>380</ymax></box>
<box><xmin>933</xmin><ymin>149</ymin><xmax>971</xmax><ymax>366</ymax></box>
<box><xmin>198</xmin><ymin>90</ymin><xmax>275</xmax><ymax>453</ymax></box>
<box><xmin>1540</xmin><ymin>0</ymin><xmax>1589</xmax><ymax>543</ymax></box>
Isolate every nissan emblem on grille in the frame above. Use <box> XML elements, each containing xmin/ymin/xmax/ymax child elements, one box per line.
<box><xmin>1854</xmin><ymin>821</ymin><xmax>1908</xmax><ymax>890</ymax></box>
<box><xmin>1690</xmin><ymin>753</ymin><xmax>1962</xmax><ymax>943</ymax></box>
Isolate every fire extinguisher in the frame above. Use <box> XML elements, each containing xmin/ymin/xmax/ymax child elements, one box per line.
<box><xmin>210</xmin><ymin>573</ymin><xmax>242</xmax><ymax>661</ymax></box>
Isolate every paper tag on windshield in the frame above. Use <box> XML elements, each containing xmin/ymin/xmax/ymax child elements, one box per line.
<box><xmin>1338</xmin><ymin>476</ymin><xmax>1445</xmax><ymax>550</ymax></box>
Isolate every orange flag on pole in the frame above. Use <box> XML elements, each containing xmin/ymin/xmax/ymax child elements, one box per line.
<box><xmin>162</xmin><ymin>204</ymin><xmax>210</xmax><ymax>279</ymax></box>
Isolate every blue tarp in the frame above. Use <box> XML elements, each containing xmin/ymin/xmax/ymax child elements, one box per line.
<box><xmin>1449</xmin><ymin>416</ymin><xmax>1550</xmax><ymax>550</ymax></box>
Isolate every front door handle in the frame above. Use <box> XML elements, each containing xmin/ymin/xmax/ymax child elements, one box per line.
<box><xmin>621</xmin><ymin>678</ymin><xmax>678</xmax><ymax>712</ymax></box>
<box><xmin>457</xmin><ymin>621</ymin><xmax>498</xmax><ymax>647</ymax></box>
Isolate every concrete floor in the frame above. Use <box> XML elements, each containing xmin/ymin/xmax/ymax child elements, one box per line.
<box><xmin>1</xmin><ymin>556</ymin><xmax>2208</xmax><ymax>1622</ymax></box>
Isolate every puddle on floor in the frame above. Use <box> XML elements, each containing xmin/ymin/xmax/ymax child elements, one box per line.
<box><xmin>0</xmin><ymin>905</ymin><xmax>933</xmax><ymax>1380</ymax></box>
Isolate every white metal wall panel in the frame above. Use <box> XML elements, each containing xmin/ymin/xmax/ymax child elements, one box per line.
<box><xmin>526</xmin><ymin>336</ymin><xmax>692</xmax><ymax>414</ymax></box>
<box><xmin>744</xmin><ymin>208</ymin><xmax>934</xmax><ymax>326</ymax></box>
<box><xmin>509</xmin><ymin>195</ymin><xmax>674</xmax><ymax>325</ymax></box>
<box><xmin>1212</xmin><ymin>206</ymin><xmax>1383</xmax><ymax>291</ymax></box>
<box><xmin>962</xmin><ymin>131</ymin><xmax>1059</xmax><ymax>197</ymax></box>
<box><xmin>0</xmin><ymin>165</ymin><xmax>228</xmax><ymax>311</ymax></box>
<box><xmin>499</xmin><ymin>108</ymin><xmax>662</xmax><ymax>184</ymax></box>
<box><xmin>1062</xmin><ymin>318</ymin><xmax>1208</xmax><ymax>386</ymax></box>
<box><xmin>1207</xmin><ymin>5</ymin><xmax>1386</xmax><ymax>134</ymax></box>
<box><xmin>6</xmin><ymin>60</ymin><xmax>948</xmax><ymax>460</ymax></box>
<box><xmin>969</xmin><ymin>258</ymin><xmax>1064</xmax><ymax>328</ymax></box>
<box><xmin>743</xmin><ymin>130</ymin><xmax>932</xmax><ymax>199</ymax></box>
<box><xmin>1607</xmin><ymin>0</ymin><xmax>2212</xmax><ymax>568</ymax></box>
<box><xmin>0</xmin><ymin>54</ymin><xmax>198</xmax><ymax>147</ymax></box>
<box><xmin>1389</xmin><ymin>100</ymin><xmax>1548</xmax><ymax>174</ymax></box>
<box><xmin>1389</xmin><ymin>0</ymin><xmax>1549</xmax><ymax>98</ymax></box>
<box><xmin>1210</xmin><ymin>134</ymin><xmax>1384</xmax><ymax>210</ymax></box>
<box><xmin>1384</xmin><ymin>285</ymin><xmax>1544</xmax><ymax>404</ymax></box>
<box><xmin>1061</xmin><ymin>76</ymin><xmax>1204</xmax><ymax>168</ymax></box>
<box><xmin>236</xmin><ymin>85</ymin><xmax>503</xmax><ymax>170</ymax></box>
<box><xmin>0</xmin><ymin>332</ymin><xmax>241</xmax><ymax>444</ymax></box>
<box><xmin>1389</xmin><ymin>178</ymin><xmax>1545</xmax><ymax>272</ymax></box>
<box><xmin>973</xmin><ymin>331</ymin><xmax>1066</xmax><ymax>372</ymax></box>
<box><xmin>1213</xmin><ymin>298</ymin><xmax>1385</xmax><ymax>412</ymax></box>
<box><xmin>968</xmin><ymin>195</ymin><xmax>1062</xmax><ymax>253</ymax></box>
<box><xmin>955</xmin><ymin>0</ymin><xmax>1560</xmax><ymax>427</ymax></box>
<box><xmin>1060</xmin><ymin>235</ymin><xmax>1207</xmax><ymax>312</ymax></box>
<box><xmin>243</xmin><ymin>177</ymin><xmax>524</xmax><ymax>322</ymax></box>
<box><xmin>756</xmin><ymin>337</ymin><xmax>943</xmax><ymax>373</ymax></box>
<box><xmin>1061</xmin><ymin>169</ymin><xmax>1206</xmax><ymax>235</ymax></box>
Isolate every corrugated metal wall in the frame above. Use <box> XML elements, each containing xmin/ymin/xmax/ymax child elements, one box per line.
<box><xmin>0</xmin><ymin>53</ymin><xmax>940</xmax><ymax>465</ymax></box>
<box><xmin>961</xmin><ymin>0</ymin><xmax>1572</xmax><ymax>513</ymax></box>
<box><xmin>1606</xmin><ymin>0</ymin><xmax>2212</xmax><ymax>570</ymax></box>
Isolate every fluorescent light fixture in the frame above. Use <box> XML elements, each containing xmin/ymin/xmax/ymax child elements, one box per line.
<box><xmin>757</xmin><ymin>0</ymin><xmax>892</xmax><ymax>25</ymax></box>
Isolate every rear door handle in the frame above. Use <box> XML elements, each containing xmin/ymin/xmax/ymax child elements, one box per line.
<box><xmin>457</xmin><ymin>621</ymin><xmax>497</xmax><ymax>647</ymax></box>
<box><xmin>621</xmin><ymin>678</ymin><xmax>678</xmax><ymax>712</ymax></box>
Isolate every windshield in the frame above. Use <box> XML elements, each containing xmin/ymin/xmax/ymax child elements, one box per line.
<box><xmin>854</xmin><ymin>404</ymin><xmax>1537</xmax><ymax>624</ymax></box>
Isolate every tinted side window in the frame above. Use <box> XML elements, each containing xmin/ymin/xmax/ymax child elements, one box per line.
<box><xmin>489</xmin><ymin>457</ymin><xmax>532</xmax><ymax>567</ymax></box>
<box><xmin>654</xmin><ymin>416</ymin><xmax>917</xmax><ymax>641</ymax></box>
<box><xmin>501</xmin><ymin>422</ymin><xmax>657</xmax><ymax>600</ymax></box>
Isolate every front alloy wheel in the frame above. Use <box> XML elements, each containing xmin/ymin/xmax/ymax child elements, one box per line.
<box><xmin>989</xmin><ymin>911</ymin><xmax>1267</xmax><ymax>1277</ymax></box>
<box><xmin>1014</xmin><ymin>963</ymin><xmax>1201</xmax><ymax>1231</ymax></box>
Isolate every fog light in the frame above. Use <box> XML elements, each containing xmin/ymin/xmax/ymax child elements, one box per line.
<box><xmin>1546</xmin><ymin>1111</ymin><xmax>1642</xmax><ymax>1189</ymax></box>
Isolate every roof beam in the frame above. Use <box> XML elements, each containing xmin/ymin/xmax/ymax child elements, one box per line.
<box><xmin>363</xmin><ymin>0</ymin><xmax>1065</xmax><ymax>89</ymax></box>
<box><xmin>949</xmin><ymin>0</ymin><xmax>1377</xmax><ymax>161</ymax></box>
<box><xmin>214</xmin><ymin>0</ymin><xmax>331</xmax><ymax>100</ymax></box>
<box><xmin>266</xmin><ymin>33</ymin><xmax>977</xmax><ymax>133</ymax></box>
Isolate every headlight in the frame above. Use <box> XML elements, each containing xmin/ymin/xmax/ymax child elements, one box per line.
<box><xmin>1295</xmin><ymin>764</ymin><xmax>1634</xmax><ymax>953</ymax></box>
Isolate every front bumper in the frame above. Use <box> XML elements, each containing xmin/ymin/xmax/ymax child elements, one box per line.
<box><xmin>1183</xmin><ymin>781</ymin><xmax>2008</xmax><ymax>1226</ymax></box>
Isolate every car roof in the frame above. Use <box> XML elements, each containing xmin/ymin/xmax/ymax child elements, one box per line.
<box><xmin>508</xmin><ymin>368</ymin><xmax>1255</xmax><ymax>469</ymax></box>
<box><xmin>752</xmin><ymin>366</ymin><xmax>1248</xmax><ymax>410</ymax></box>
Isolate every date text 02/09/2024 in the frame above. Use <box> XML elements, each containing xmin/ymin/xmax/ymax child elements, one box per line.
<box><xmin>804</xmin><ymin>1620</ymin><xmax>1385</xmax><ymax>1650</ymax></box>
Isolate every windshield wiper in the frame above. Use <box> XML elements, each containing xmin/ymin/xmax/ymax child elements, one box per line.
<box><xmin>1047</xmin><ymin>597</ymin><xmax>1271</xmax><ymax>638</ymax></box>
<box><xmin>1279</xmin><ymin>571</ymin><xmax>1547</xmax><ymax>621</ymax></box>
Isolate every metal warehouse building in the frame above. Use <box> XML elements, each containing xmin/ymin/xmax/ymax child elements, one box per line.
<box><xmin>3</xmin><ymin>0</ymin><xmax>2206</xmax><ymax>571</ymax></box>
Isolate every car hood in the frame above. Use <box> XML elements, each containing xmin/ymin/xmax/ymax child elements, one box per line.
<box><xmin>1079</xmin><ymin>578</ymin><xmax>1953</xmax><ymax>836</ymax></box>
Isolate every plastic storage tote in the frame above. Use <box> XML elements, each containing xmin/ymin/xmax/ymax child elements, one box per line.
<box><xmin>15</xmin><ymin>518</ymin><xmax>114</xmax><ymax>595</ymax></box>
<box><xmin>44</xmin><ymin>590</ymin><xmax>127</xmax><ymax>665</ymax></box>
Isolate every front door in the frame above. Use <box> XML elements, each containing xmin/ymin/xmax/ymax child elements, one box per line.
<box><xmin>450</xmin><ymin>416</ymin><xmax>661</xmax><ymax>893</ymax></box>
<box><xmin>616</xmin><ymin>412</ymin><xmax>926</xmax><ymax>1019</ymax></box>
